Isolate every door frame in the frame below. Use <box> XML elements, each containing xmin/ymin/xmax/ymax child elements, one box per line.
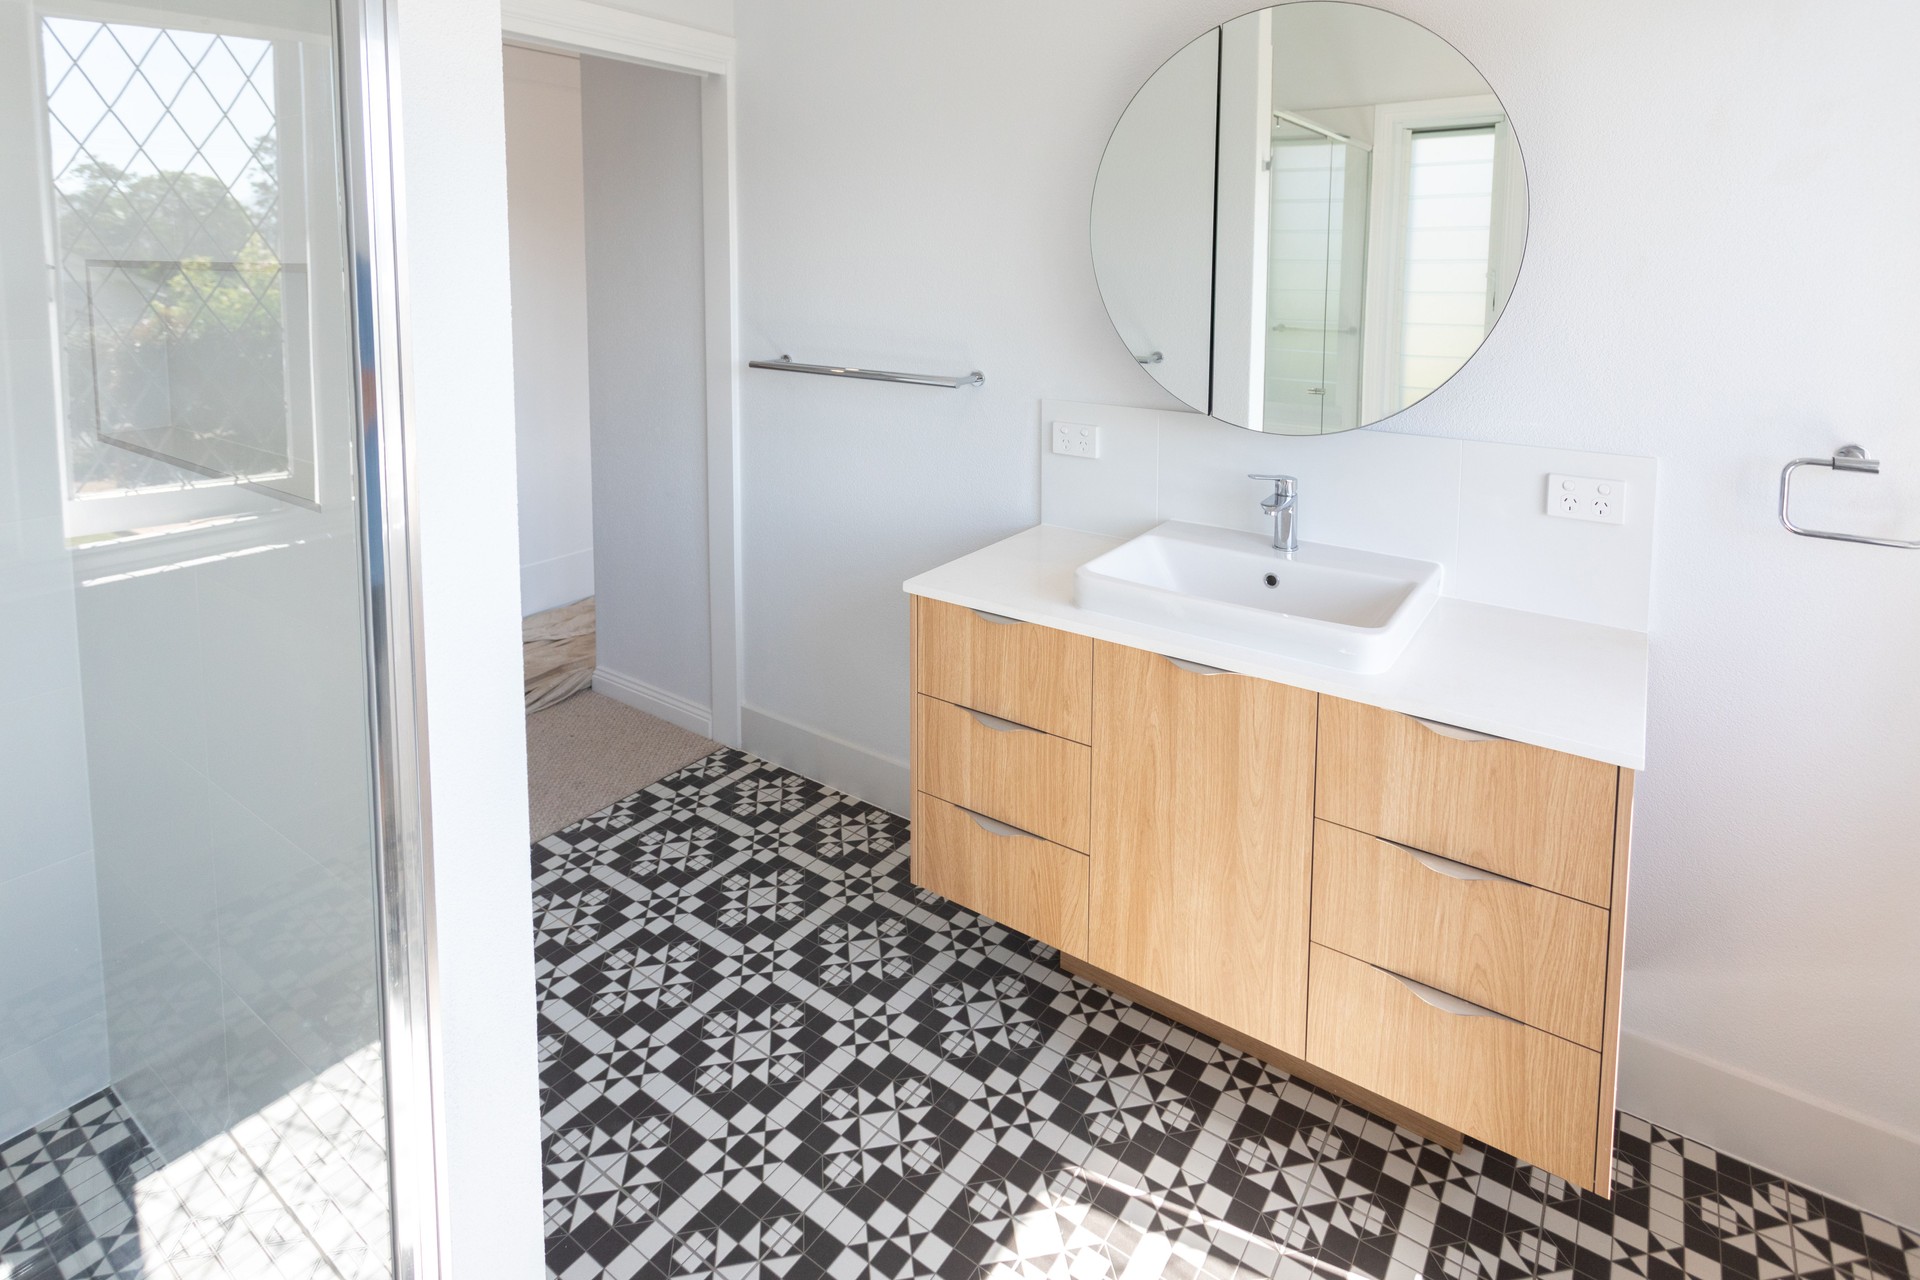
<box><xmin>498</xmin><ymin>0</ymin><xmax>744</xmax><ymax>745</ymax></box>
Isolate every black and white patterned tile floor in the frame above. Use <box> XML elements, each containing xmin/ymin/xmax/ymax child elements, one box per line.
<box><xmin>6</xmin><ymin>748</ymin><xmax>1911</xmax><ymax>1280</ymax></box>
<box><xmin>0</xmin><ymin>1042</ymin><xmax>391</xmax><ymax>1280</ymax></box>
<box><xmin>531</xmin><ymin>748</ymin><xmax>1920</xmax><ymax>1280</ymax></box>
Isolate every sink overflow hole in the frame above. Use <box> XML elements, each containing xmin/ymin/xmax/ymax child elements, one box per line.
<box><xmin>1263</xmin><ymin>573</ymin><xmax>1279</xmax><ymax>588</ymax></box>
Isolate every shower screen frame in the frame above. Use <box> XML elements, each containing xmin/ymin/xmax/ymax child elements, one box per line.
<box><xmin>334</xmin><ymin>0</ymin><xmax>446</xmax><ymax>1276</ymax></box>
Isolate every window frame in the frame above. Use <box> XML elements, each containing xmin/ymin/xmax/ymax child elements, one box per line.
<box><xmin>1359</xmin><ymin>94</ymin><xmax>1520</xmax><ymax>424</ymax></box>
<box><xmin>34</xmin><ymin>3</ymin><xmax>346</xmax><ymax>542</ymax></box>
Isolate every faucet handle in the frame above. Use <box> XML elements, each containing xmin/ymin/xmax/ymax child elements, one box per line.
<box><xmin>1248</xmin><ymin>472</ymin><xmax>1296</xmax><ymax>490</ymax></box>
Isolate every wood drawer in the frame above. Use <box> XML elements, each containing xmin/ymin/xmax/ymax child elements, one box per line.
<box><xmin>914</xmin><ymin>597</ymin><xmax>1093</xmax><ymax>742</ymax></box>
<box><xmin>1306</xmin><ymin>944</ymin><xmax>1600</xmax><ymax>1187</ymax></box>
<box><xmin>1315</xmin><ymin>696</ymin><xmax>1620</xmax><ymax>905</ymax></box>
<box><xmin>914</xmin><ymin>694</ymin><xmax>1091</xmax><ymax>850</ymax></box>
<box><xmin>1310</xmin><ymin>821</ymin><xmax>1609</xmax><ymax>1047</ymax></box>
<box><xmin>911</xmin><ymin>793</ymin><xmax>1088</xmax><ymax>955</ymax></box>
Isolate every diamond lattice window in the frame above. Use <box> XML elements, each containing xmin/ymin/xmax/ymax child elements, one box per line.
<box><xmin>41</xmin><ymin>16</ymin><xmax>318</xmax><ymax>514</ymax></box>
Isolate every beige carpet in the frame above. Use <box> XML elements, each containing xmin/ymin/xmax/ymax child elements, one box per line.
<box><xmin>527</xmin><ymin>690</ymin><xmax>718</xmax><ymax>841</ymax></box>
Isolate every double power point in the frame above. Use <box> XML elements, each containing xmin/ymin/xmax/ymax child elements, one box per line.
<box><xmin>1051</xmin><ymin>421</ymin><xmax>1100</xmax><ymax>458</ymax></box>
<box><xmin>1547</xmin><ymin>474</ymin><xmax>1627</xmax><ymax>524</ymax></box>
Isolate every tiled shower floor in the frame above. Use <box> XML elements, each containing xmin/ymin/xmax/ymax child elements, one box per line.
<box><xmin>0</xmin><ymin>1048</ymin><xmax>389</xmax><ymax>1279</ymax></box>
<box><xmin>530</xmin><ymin>748</ymin><xmax>1919</xmax><ymax>1280</ymax></box>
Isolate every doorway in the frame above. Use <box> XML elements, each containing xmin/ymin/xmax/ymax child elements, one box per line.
<box><xmin>499</xmin><ymin>10</ymin><xmax>740</xmax><ymax>839</ymax></box>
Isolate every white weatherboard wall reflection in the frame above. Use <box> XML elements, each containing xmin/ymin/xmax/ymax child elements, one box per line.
<box><xmin>1396</xmin><ymin>126</ymin><xmax>1495</xmax><ymax>407</ymax></box>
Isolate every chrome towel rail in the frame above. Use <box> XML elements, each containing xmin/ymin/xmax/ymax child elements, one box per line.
<box><xmin>748</xmin><ymin>354</ymin><xmax>984</xmax><ymax>389</ymax></box>
<box><xmin>1779</xmin><ymin>445</ymin><xmax>1920</xmax><ymax>549</ymax></box>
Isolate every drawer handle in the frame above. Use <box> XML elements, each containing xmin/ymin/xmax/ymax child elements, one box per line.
<box><xmin>965</xmin><ymin>708</ymin><xmax>1035</xmax><ymax>734</ymax></box>
<box><xmin>1162</xmin><ymin>654</ymin><xmax>1232</xmax><ymax>676</ymax></box>
<box><xmin>969</xmin><ymin>608</ymin><xmax>1024</xmax><ymax>626</ymax></box>
<box><xmin>958</xmin><ymin>806</ymin><xmax>1043</xmax><ymax>841</ymax></box>
<box><xmin>1393</xmin><ymin>840</ymin><xmax>1519</xmax><ymax>885</ymax></box>
<box><xmin>1408</xmin><ymin>714</ymin><xmax>1504</xmax><ymax>744</ymax></box>
<box><xmin>1381</xmin><ymin>967</ymin><xmax>1517</xmax><ymax>1023</ymax></box>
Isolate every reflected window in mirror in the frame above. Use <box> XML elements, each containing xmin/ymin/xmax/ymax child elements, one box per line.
<box><xmin>1399</xmin><ymin>127</ymin><xmax>1497</xmax><ymax>408</ymax></box>
<box><xmin>1362</xmin><ymin>99</ymin><xmax>1524</xmax><ymax>422</ymax></box>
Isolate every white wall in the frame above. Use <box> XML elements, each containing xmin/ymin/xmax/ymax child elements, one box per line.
<box><xmin>394</xmin><ymin>0</ymin><xmax>546</xmax><ymax>1273</ymax></box>
<box><xmin>596</xmin><ymin>0</ymin><xmax>731</xmax><ymax>36</ymax></box>
<box><xmin>582</xmin><ymin>55</ymin><xmax>713</xmax><ymax>726</ymax></box>
<box><xmin>0</xmin><ymin>0</ymin><xmax>107</xmax><ymax>1141</ymax></box>
<box><xmin>732</xmin><ymin>0</ymin><xmax>1920</xmax><ymax>1223</ymax></box>
<box><xmin>505</xmin><ymin>45</ymin><xmax>596</xmax><ymax>617</ymax></box>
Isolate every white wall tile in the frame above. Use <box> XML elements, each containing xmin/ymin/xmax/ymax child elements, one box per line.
<box><xmin>83</xmin><ymin>710</ymin><xmax>216</xmax><ymax>963</ymax></box>
<box><xmin>72</xmin><ymin>569</ymin><xmax>208</xmax><ymax>769</ymax></box>
<box><xmin>0</xmin><ymin>340</ymin><xmax>66</xmax><ymax>529</ymax></box>
<box><xmin>197</xmin><ymin>575</ymin><xmax>375</xmax><ymax>886</ymax></box>
<box><xmin>1036</xmin><ymin>401</ymin><xmax>1650</xmax><ymax>631</ymax></box>
<box><xmin>0</xmin><ymin>518</ymin><xmax>82</xmax><ymax>708</ymax></box>
<box><xmin>0</xmin><ymin>1013</ymin><xmax>107</xmax><ymax>1140</ymax></box>
<box><xmin>0</xmin><ymin>685</ymin><xmax>94</xmax><ymax>882</ymax></box>
<box><xmin>1157</xmin><ymin>418</ymin><xmax>1466</xmax><ymax>567</ymax></box>
<box><xmin>100</xmin><ymin>921</ymin><xmax>227</xmax><ymax>1160</ymax></box>
<box><xmin>0</xmin><ymin>854</ymin><xmax>104</xmax><ymax>1048</ymax></box>
<box><xmin>1038</xmin><ymin>400</ymin><xmax>1161</xmax><ymax>535</ymax></box>
<box><xmin>74</xmin><ymin>540</ymin><xmax>382</xmax><ymax>1154</ymax></box>
<box><xmin>1452</xmin><ymin>440</ymin><xmax>1657</xmax><ymax>631</ymax></box>
<box><xmin>210</xmin><ymin>789</ymin><xmax>379</xmax><ymax>1078</ymax></box>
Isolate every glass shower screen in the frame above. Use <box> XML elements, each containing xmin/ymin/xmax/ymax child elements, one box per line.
<box><xmin>1264</xmin><ymin>123</ymin><xmax>1371</xmax><ymax>435</ymax></box>
<box><xmin>1</xmin><ymin>0</ymin><xmax>399</xmax><ymax>1276</ymax></box>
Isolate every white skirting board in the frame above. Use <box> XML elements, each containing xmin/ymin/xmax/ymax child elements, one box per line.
<box><xmin>520</xmin><ymin>549</ymin><xmax>596</xmax><ymax>619</ymax></box>
<box><xmin>1619</xmin><ymin>1030</ymin><xmax>1920</xmax><ymax>1227</ymax></box>
<box><xmin>741</xmin><ymin>706</ymin><xmax>910</xmax><ymax>818</ymax></box>
<box><xmin>592</xmin><ymin>666</ymin><xmax>713</xmax><ymax>740</ymax></box>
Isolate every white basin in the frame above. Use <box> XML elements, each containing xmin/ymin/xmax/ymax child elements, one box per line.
<box><xmin>1074</xmin><ymin>521</ymin><xmax>1442</xmax><ymax>673</ymax></box>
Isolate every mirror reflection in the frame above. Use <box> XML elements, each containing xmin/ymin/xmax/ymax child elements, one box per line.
<box><xmin>1092</xmin><ymin>2</ymin><xmax>1527</xmax><ymax>435</ymax></box>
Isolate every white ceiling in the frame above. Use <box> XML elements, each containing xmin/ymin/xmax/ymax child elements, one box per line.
<box><xmin>1267</xmin><ymin>3</ymin><xmax>1493</xmax><ymax>110</ymax></box>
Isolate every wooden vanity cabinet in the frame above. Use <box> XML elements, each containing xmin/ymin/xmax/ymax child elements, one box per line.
<box><xmin>1086</xmin><ymin>641</ymin><xmax>1317</xmax><ymax>1055</ymax></box>
<box><xmin>907</xmin><ymin>594</ymin><xmax>1635</xmax><ymax>1195</ymax></box>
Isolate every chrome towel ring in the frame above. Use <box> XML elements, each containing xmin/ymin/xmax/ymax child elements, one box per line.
<box><xmin>1779</xmin><ymin>445</ymin><xmax>1920</xmax><ymax>549</ymax></box>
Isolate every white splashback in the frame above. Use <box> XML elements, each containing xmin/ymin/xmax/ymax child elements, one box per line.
<box><xmin>1040</xmin><ymin>400</ymin><xmax>1657</xmax><ymax>633</ymax></box>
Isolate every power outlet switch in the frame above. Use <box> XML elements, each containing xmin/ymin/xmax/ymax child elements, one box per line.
<box><xmin>1052</xmin><ymin>421</ymin><xmax>1099</xmax><ymax>459</ymax></box>
<box><xmin>1546</xmin><ymin>474</ymin><xmax>1627</xmax><ymax>524</ymax></box>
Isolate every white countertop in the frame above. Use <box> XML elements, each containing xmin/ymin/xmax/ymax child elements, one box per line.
<box><xmin>903</xmin><ymin>525</ymin><xmax>1649</xmax><ymax>770</ymax></box>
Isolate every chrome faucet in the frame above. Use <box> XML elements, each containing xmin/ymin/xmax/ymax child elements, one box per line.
<box><xmin>1250</xmin><ymin>474</ymin><xmax>1299</xmax><ymax>555</ymax></box>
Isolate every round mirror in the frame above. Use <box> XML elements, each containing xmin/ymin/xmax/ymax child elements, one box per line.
<box><xmin>1092</xmin><ymin>2</ymin><xmax>1527</xmax><ymax>435</ymax></box>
